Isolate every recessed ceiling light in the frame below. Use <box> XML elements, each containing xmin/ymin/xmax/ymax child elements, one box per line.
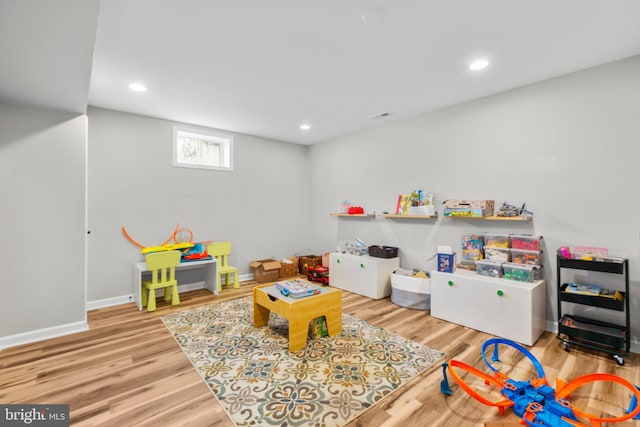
<box><xmin>469</xmin><ymin>59</ymin><xmax>489</xmax><ymax>71</ymax></box>
<box><xmin>299</xmin><ymin>123</ymin><xmax>311</xmax><ymax>130</ymax></box>
<box><xmin>128</xmin><ymin>82</ymin><xmax>147</xmax><ymax>92</ymax></box>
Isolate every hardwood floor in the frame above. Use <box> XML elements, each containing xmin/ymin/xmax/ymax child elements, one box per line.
<box><xmin>1</xmin><ymin>280</ymin><xmax>638</xmax><ymax>426</ymax></box>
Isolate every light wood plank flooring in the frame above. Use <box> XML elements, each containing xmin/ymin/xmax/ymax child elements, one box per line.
<box><xmin>1</xmin><ymin>280</ymin><xmax>638</xmax><ymax>426</ymax></box>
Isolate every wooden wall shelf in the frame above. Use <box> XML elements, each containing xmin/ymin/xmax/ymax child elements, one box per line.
<box><xmin>329</xmin><ymin>213</ymin><xmax>372</xmax><ymax>217</ymax></box>
<box><xmin>378</xmin><ymin>214</ymin><xmax>438</xmax><ymax>219</ymax></box>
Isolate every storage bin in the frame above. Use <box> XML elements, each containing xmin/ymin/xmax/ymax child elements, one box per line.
<box><xmin>475</xmin><ymin>260</ymin><xmax>503</xmax><ymax>278</ymax></box>
<box><xmin>503</xmin><ymin>263</ymin><xmax>542</xmax><ymax>282</ymax></box>
<box><xmin>368</xmin><ymin>245</ymin><xmax>399</xmax><ymax>258</ymax></box>
<box><xmin>279</xmin><ymin>257</ymin><xmax>299</xmax><ymax>278</ymax></box>
<box><xmin>511</xmin><ymin>235</ymin><xmax>542</xmax><ymax>250</ymax></box>
<box><xmin>484</xmin><ymin>233</ymin><xmax>510</xmax><ymax>248</ymax></box>
<box><xmin>511</xmin><ymin>249</ymin><xmax>542</xmax><ymax>265</ymax></box>
<box><xmin>390</xmin><ymin>270</ymin><xmax>431</xmax><ymax>310</ymax></box>
<box><xmin>484</xmin><ymin>247</ymin><xmax>510</xmax><ymax>263</ymax></box>
<box><xmin>299</xmin><ymin>255</ymin><xmax>322</xmax><ymax>274</ymax></box>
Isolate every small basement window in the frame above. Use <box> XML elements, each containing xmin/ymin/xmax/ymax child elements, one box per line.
<box><xmin>173</xmin><ymin>126</ymin><xmax>233</xmax><ymax>171</ymax></box>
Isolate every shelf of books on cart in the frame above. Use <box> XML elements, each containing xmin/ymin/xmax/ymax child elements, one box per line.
<box><xmin>556</xmin><ymin>246</ymin><xmax>630</xmax><ymax>365</ymax></box>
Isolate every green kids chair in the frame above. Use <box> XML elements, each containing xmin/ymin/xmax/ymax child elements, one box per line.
<box><xmin>141</xmin><ymin>250</ymin><xmax>181</xmax><ymax>312</ymax></box>
<box><xmin>207</xmin><ymin>242</ymin><xmax>239</xmax><ymax>291</ymax></box>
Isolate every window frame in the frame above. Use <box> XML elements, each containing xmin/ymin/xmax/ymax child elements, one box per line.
<box><xmin>172</xmin><ymin>125</ymin><xmax>234</xmax><ymax>172</ymax></box>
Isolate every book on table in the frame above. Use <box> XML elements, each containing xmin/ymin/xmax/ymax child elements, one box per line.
<box><xmin>275</xmin><ymin>279</ymin><xmax>321</xmax><ymax>298</ymax></box>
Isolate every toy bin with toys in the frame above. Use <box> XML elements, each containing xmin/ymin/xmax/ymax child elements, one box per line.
<box><xmin>484</xmin><ymin>233</ymin><xmax>511</xmax><ymax>248</ymax></box>
<box><xmin>503</xmin><ymin>262</ymin><xmax>542</xmax><ymax>282</ymax></box>
<box><xmin>484</xmin><ymin>247</ymin><xmax>510</xmax><ymax>263</ymax></box>
<box><xmin>390</xmin><ymin>269</ymin><xmax>431</xmax><ymax>310</ymax></box>
<box><xmin>511</xmin><ymin>234</ymin><xmax>542</xmax><ymax>250</ymax></box>
<box><xmin>510</xmin><ymin>248</ymin><xmax>543</xmax><ymax>265</ymax></box>
<box><xmin>475</xmin><ymin>260</ymin><xmax>503</xmax><ymax>278</ymax></box>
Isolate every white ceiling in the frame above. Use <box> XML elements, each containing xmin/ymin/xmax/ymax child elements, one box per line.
<box><xmin>2</xmin><ymin>1</ymin><xmax>640</xmax><ymax>145</ymax></box>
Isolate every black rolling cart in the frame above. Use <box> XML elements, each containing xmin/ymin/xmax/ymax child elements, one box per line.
<box><xmin>556</xmin><ymin>254</ymin><xmax>630</xmax><ymax>365</ymax></box>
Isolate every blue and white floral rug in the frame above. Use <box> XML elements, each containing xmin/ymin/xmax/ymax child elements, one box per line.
<box><xmin>161</xmin><ymin>296</ymin><xmax>444</xmax><ymax>426</ymax></box>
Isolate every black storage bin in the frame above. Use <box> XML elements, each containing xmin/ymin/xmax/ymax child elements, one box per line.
<box><xmin>368</xmin><ymin>245</ymin><xmax>398</xmax><ymax>258</ymax></box>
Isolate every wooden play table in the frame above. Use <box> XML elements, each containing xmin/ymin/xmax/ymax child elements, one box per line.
<box><xmin>253</xmin><ymin>282</ymin><xmax>342</xmax><ymax>352</ymax></box>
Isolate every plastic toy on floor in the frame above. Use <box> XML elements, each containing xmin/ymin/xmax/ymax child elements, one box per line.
<box><xmin>440</xmin><ymin>338</ymin><xmax>640</xmax><ymax>426</ymax></box>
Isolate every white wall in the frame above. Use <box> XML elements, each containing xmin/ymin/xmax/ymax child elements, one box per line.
<box><xmin>0</xmin><ymin>103</ymin><xmax>87</xmax><ymax>344</ymax></box>
<box><xmin>307</xmin><ymin>55</ymin><xmax>640</xmax><ymax>349</ymax></box>
<box><xmin>87</xmin><ymin>107</ymin><xmax>310</xmax><ymax>303</ymax></box>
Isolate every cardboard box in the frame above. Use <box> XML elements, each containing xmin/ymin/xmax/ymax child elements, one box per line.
<box><xmin>443</xmin><ymin>200</ymin><xmax>494</xmax><ymax>217</ymax></box>
<box><xmin>443</xmin><ymin>207</ymin><xmax>493</xmax><ymax>217</ymax></box>
<box><xmin>250</xmin><ymin>259</ymin><xmax>282</xmax><ymax>283</ymax></box>
<box><xmin>437</xmin><ymin>253</ymin><xmax>456</xmax><ymax>273</ymax></box>
<box><xmin>444</xmin><ymin>199</ymin><xmax>494</xmax><ymax>210</ymax></box>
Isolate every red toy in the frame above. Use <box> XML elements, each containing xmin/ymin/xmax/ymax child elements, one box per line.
<box><xmin>307</xmin><ymin>265</ymin><xmax>330</xmax><ymax>285</ymax></box>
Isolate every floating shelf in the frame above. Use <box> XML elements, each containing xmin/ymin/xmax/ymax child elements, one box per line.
<box><xmin>329</xmin><ymin>213</ymin><xmax>372</xmax><ymax>217</ymax></box>
<box><xmin>444</xmin><ymin>215</ymin><xmax>533</xmax><ymax>221</ymax></box>
<box><xmin>378</xmin><ymin>214</ymin><xmax>438</xmax><ymax>219</ymax></box>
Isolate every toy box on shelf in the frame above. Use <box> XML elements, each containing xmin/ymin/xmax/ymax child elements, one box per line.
<box><xmin>475</xmin><ymin>260</ymin><xmax>503</xmax><ymax>278</ymax></box>
<box><xmin>443</xmin><ymin>200</ymin><xmax>494</xmax><ymax>217</ymax></box>
<box><xmin>484</xmin><ymin>247</ymin><xmax>510</xmax><ymax>263</ymax></box>
<box><xmin>511</xmin><ymin>249</ymin><xmax>543</xmax><ymax>265</ymax></box>
<box><xmin>484</xmin><ymin>233</ymin><xmax>510</xmax><ymax>248</ymax></box>
<box><xmin>459</xmin><ymin>235</ymin><xmax>483</xmax><ymax>270</ymax></box>
<box><xmin>511</xmin><ymin>234</ymin><xmax>542</xmax><ymax>250</ymax></box>
<box><xmin>503</xmin><ymin>263</ymin><xmax>542</xmax><ymax>282</ymax></box>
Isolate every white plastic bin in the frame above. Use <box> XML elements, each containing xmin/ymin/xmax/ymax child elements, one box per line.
<box><xmin>390</xmin><ymin>269</ymin><xmax>431</xmax><ymax>310</ymax></box>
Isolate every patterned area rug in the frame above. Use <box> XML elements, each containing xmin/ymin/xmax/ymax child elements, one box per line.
<box><xmin>161</xmin><ymin>296</ymin><xmax>444</xmax><ymax>426</ymax></box>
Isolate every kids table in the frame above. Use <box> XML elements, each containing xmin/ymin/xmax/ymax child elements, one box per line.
<box><xmin>253</xmin><ymin>283</ymin><xmax>342</xmax><ymax>352</ymax></box>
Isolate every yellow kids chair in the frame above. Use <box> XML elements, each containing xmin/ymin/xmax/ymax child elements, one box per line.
<box><xmin>207</xmin><ymin>242</ymin><xmax>239</xmax><ymax>291</ymax></box>
<box><xmin>141</xmin><ymin>250</ymin><xmax>181</xmax><ymax>312</ymax></box>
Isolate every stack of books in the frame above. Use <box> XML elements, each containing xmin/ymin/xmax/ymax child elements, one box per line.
<box><xmin>275</xmin><ymin>279</ymin><xmax>321</xmax><ymax>299</ymax></box>
<box><xmin>564</xmin><ymin>282</ymin><xmax>623</xmax><ymax>300</ymax></box>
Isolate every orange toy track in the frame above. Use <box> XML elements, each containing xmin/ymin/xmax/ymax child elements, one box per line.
<box><xmin>441</xmin><ymin>338</ymin><xmax>640</xmax><ymax>426</ymax></box>
<box><xmin>121</xmin><ymin>223</ymin><xmax>193</xmax><ymax>253</ymax></box>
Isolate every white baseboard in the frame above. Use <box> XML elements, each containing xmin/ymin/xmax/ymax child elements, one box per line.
<box><xmin>86</xmin><ymin>274</ymin><xmax>255</xmax><ymax>311</ymax></box>
<box><xmin>0</xmin><ymin>321</ymin><xmax>89</xmax><ymax>351</ymax></box>
<box><xmin>87</xmin><ymin>294</ymin><xmax>134</xmax><ymax>310</ymax></box>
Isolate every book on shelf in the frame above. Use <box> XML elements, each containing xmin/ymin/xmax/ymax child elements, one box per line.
<box><xmin>395</xmin><ymin>194</ymin><xmax>412</xmax><ymax>215</ymax></box>
<box><xmin>564</xmin><ymin>282</ymin><xmax>623</xmax><ymax>300</ymax></box>
<box><xmin>275</xmin><ymin>279</ymin><xmax>321</xmax><ymax>298</ymax></box>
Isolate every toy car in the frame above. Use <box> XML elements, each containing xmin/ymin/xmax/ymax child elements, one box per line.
<box><xmin>307</xmin><ymin>265</ymin><xmax>329</xmax><ymax>285</ymax></box>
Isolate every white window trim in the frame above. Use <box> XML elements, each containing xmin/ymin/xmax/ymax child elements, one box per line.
<box><xmin>172</xmin><ymin>125</ymin><xmax>234</xmax><ymax>171</ymax></box>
